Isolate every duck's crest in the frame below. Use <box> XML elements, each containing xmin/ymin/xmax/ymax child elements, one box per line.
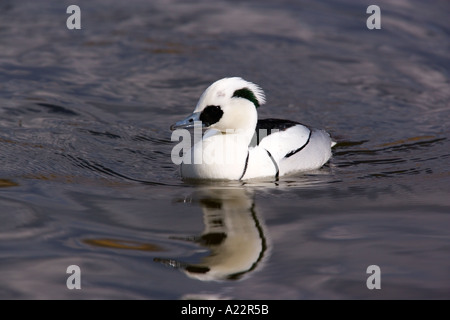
<box><xmin>229</xmin><ymin>77</ymin><xmax>266</xmax><ymax>108</ymax></box>
<box><xmin>204</xmin><ymin>77</ymin><xmax>266</xmax><ymax>108</ymax></box>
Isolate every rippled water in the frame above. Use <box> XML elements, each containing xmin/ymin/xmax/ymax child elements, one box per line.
<box><xmin>0</xmin><ymin>0</ymin><xmax>449</xmax><ymax>299</ymax></box>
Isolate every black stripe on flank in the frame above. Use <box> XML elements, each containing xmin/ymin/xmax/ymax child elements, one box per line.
<box><xmin>265</xmin><ymin>149</ymin><xmax>279</xmax><ymax>181</ymax></box>
<box><xmin>238</xmin><ymin>151</ymin><xmax>250</xmax><ymax>181</ymax></box>
<box><xmin>285</xmin><ymin>129</ymin><xmax>312</xmax><ymax>158</ymax></box>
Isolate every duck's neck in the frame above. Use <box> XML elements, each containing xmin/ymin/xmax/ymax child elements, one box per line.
<box><xmin>218</xmin><ymin>104</ymin><xmax>258</xmax><ymax>147</ymax></box>
<box><xmin>222</xmin><ymin>118</ymin><xmax>257</xmax><ymax>147</ymax></box>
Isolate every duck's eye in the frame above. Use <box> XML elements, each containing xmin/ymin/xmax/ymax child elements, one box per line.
<box><xmin>232</xmin><ymin>87</ymin><xmax>260</xmax><ymax>108</ymax></box>
<box><xmin>199</xmin><ymin>105</ymin><xmax>223</xmax><ymax>127</ymax></box>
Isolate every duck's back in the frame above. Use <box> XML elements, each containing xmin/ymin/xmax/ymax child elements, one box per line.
<box><xmin>244</xmin><ymin>119</ymin><xmax>333</xmax><ymax>179</ymax></box>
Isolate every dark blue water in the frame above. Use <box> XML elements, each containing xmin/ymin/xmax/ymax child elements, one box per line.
<box><xmin>0</xmin><ymin>0</ymin><xmax>449</xmax><ymax>299</ymax></box>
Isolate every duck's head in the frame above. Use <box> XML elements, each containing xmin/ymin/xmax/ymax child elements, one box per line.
<box><xmin>171</xmin><ymin>77</ymin><xmax>266</xmax><ymax>133</ymax></box>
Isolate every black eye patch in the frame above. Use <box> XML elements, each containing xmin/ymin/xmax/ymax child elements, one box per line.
<box><xmin>232</xmin><ymin>87</ymin><xmax>260</xmax><ymax>108</ymax></box>
<box><xmin>185</xmin><ymin>265</ymin><xmax>210</xmax><ymax>274</ymax></box>
<box><xmin>199</xmin><ymin>105</ymin><xmax>223</xmax><ymax>126</ymax></box>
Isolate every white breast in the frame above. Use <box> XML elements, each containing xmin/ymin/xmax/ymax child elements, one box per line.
<box><xmin>181</xmin><ymin>131</ymin><xmax>249</xmax><ymax>180</ymax></box>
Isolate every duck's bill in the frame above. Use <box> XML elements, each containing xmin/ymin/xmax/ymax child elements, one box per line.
<box><xmin>170</xmin><ymin>112</ymin><xmax>204</xmax><ymax>130</ymax></box>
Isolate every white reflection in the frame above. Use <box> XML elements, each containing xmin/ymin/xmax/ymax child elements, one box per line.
<box><xmin>155</xmin><ymin>187</ymin><xmax>270</xmax><ymax>281</ymax></box>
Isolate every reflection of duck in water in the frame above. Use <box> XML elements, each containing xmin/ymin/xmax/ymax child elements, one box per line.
<box><xmin>154</xmin><ymin>187</ymin><xmax>270</xmax><ymax>281</ymax></box>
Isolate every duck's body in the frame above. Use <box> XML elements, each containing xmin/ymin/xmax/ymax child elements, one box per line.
<box><xmin>171</xmin><ymin>77</ymin><xmax>334</xmax><ymax>181</ymax></box>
